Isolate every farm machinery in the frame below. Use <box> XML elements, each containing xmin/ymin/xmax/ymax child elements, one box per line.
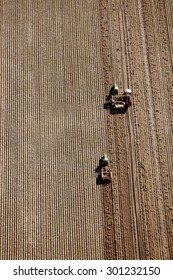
<box><xmin>99</xmin><ymin>154</ymin><xmax>112</xmax><ymax>183</ymax></box>
<box><xmin>106</xmin><ymin>84</ymin><xmax>132</xmax><ymax>112</ymax></box>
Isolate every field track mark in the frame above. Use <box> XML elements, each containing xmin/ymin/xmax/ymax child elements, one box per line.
<box><xmin>139</xmin><ymin>0</ymin><xmax>172</xmax><ymax>259</ymax></box>
<box><xmin>110</xmin><ymin>1</ymin><xmax>142</xmax><ymax>259</ymax></box>
<box><xmin>115</xmin><ymin>6</ymin><xmax>138</xmax><ymax>259</ymax></box>
<box><xmin>126</xmin><ymin>2</ymin><xmax>164</xmax><ymax>259</ymax></box>
<box><xmin>99</xmin><ymin>0</ymin><xmax>138</xmax><ymax>259</ymax></box>
<box><xmin>121</xmin><ymin>0</ymin><xmax>172</xmax><ymax>259</ymax></box>
<box><xmin>118</xmin><ymin>2</ymin><xmax>140</xmax><ymax>259</ymax></box>
<box><xmin>118</xmin><ymin>0</ymin><xmax>146</xmax><ymax>259</ymax></box>
<box><xmin>98</xmin><ymin>0</ymin><xmax>116</xmax><ymax>259</ymax></box>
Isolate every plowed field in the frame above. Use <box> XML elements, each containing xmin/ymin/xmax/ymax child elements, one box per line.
<box><xmin>0</xmin><ymin>0</ymin><xmax>172</xmax><ymax>260</ymax></box>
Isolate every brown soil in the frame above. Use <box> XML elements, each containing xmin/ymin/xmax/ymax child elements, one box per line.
<box><xmin>0</xmin><ymin>0</ymin><xmax>172</xmax><ymax>259</ymax></box>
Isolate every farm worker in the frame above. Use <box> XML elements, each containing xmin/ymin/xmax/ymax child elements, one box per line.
<box><xmin>124</xmin><ymin>89</ymin><xmax>132</xmax><ymax>108</ymax></box>
<box><xmin>125</xmin><ymin>88</ymin><xmax>132</xmax><ymax>95</ymax></box>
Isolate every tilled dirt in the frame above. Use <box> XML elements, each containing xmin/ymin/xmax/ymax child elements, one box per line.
<box><xmin>0</xmin><ymin>0</ymin><xmax>172</xmax><ymax>260</ymax></box>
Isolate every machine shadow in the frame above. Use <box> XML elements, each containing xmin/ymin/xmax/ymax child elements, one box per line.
<box><xmin>103</xmin><ymin>102</ymin><xmax>128</xmax><ymax>114</ymax></box>
<box><xmin>95</xmin><ymin>160</ymin><xmax>102</xmax><ymax>185</ymax></box>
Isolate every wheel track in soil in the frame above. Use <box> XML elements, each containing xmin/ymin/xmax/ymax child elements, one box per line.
<box><xmin>115</xmin><ymin>0</ymin><xmax>173</xmax><ymax>259</ymax></box>
<box><xmin>121</xmin><ymin>0</ymin><xmax>164</xmax><ymax>260</ymax></box>
<box><xmin>99</xmin><ymin>0</ymin><xmax>138</xmax><ymax>259</ymax></box>
<box><xmin>123</xmin><ymin>0</ymin><xmax>164</xmax><ymax>259</ymax></box>
<box><xmin>98</xmin><ymin>0</ymin><xmax>116</xmax><ymax>260</ymax></box>
<box><xmin>104</xmin><ymin>0</ymin><xmax>173</xmax><ymax>259</ymax></box>
<box><xmin>139</xmin><ymin>0</ymin><xmax>173</xmax><ymax>258</ymax></box>
<box><xmin>121</xmin><ymin>0</ymin><xmax>172</xmax><ymax>259</ymax></box>
<box><xmin>113</xmin><ymin>1</ymin><xmax>142</xmax><ymax>259</ymax></box>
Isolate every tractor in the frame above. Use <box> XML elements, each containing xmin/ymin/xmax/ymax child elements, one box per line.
<box><xmin>106</xmin><ymin>86</ymin><xmax>132</xmax><ymax>112</ymax></box>
<box><xmin>99</xmin><ymin>154</ymin><xmax>112</xmax><ymax>183</ymax></box>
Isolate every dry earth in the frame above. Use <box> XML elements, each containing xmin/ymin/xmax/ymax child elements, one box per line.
<box><xmin>0</xmin><ymin>0</ymin><xmax>172</xmax><ymax>259</ymax></box>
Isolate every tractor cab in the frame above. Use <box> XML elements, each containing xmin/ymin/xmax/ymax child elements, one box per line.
<box><xmin>101</xmin><ymin>154</ymin><xmax>109</xmax><ymax>166</ymax></box>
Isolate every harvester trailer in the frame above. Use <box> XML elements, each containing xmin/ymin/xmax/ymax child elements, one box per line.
<box><xmin>108</xmin><ymin>84</ymin><xmax>132</xmax><ymax>110</ymax></box>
